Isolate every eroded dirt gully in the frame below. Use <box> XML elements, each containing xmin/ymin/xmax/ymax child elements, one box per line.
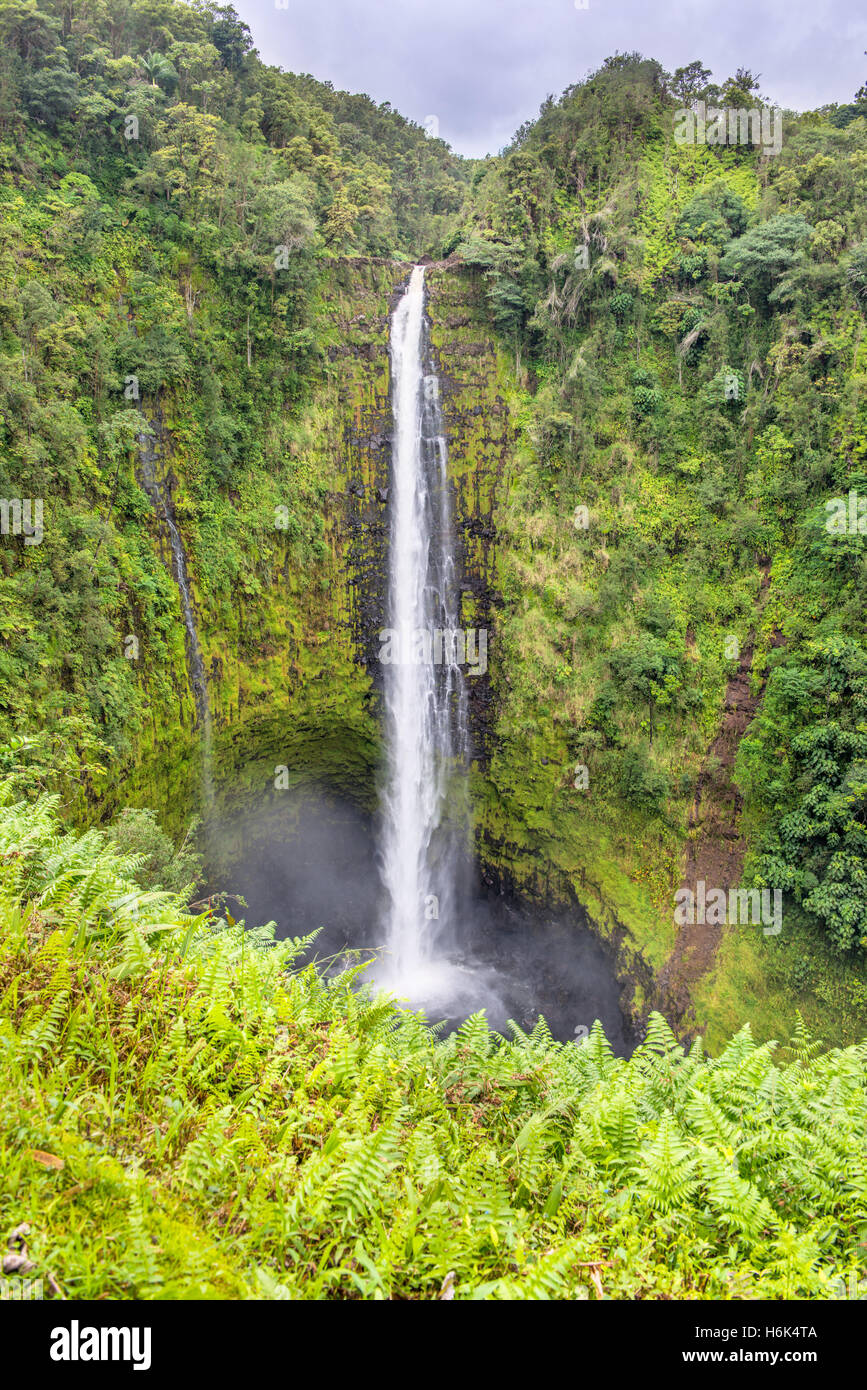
<box><xmin>658</xmin><ymin>567</ymin><xmax>781</xmax><ymax>1036</ymax></box>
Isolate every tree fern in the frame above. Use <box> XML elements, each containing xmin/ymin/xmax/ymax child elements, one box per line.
<box><xmin>635</xmin><ymin>1114</ymin><xmax>698</xmax><ymax>1212</ymax></box>
<box><xmin>491</xmin><ymin>1239</ymin><xmax>583</xmax><ymax>1300</ymax></box>
<box><xmin>332</xmin><ymin>1116</ymin><xmax>403</xmax><ymax>1222</ymax></box>
<box><xmin>2</xmin><ymin>788</ymin><xmax>866</xmax><ymax>1300</ymax></box>
<box><xmin>699</xmin><ymin>1147</ymin><xmax>777</xmax><ymax>1240</ymax></box>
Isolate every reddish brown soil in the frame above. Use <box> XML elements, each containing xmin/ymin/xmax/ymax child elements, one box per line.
<box><xmin>658</xmin><ymin>570</ymin><xmax>780</xmax><ymax>1034</ymax></box>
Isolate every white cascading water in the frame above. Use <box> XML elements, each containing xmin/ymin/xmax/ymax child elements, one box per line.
<box><xmin>378</xmin><ymin>265</ymin><xmax>471</xmax><ymax>999</ymax></box>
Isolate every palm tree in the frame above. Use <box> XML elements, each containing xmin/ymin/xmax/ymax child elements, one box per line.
<box><xmin>137</xmin><ymin>49</ymin><xmax>175</xmax><ymax>90</ymax></box>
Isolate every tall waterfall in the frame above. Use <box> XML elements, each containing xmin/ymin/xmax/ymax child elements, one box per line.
<box><xmin>378</xmin><ymin>265</ymin><xmax>471</xmax><ymax>994</ymax></box>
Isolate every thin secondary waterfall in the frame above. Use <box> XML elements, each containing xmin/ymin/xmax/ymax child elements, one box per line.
<box><xmin>379</xmin><ymin>265</ymin><xmax>471</xmax><ymax>993</ymax></box>
<box><xmin>138</xmin><ymin>430</ymin><xmax>214</xmax><ymax>809</ymax></box>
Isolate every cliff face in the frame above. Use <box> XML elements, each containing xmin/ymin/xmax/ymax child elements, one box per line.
<box><xmin>426</xmin><ymin>264</ymin><xmax>516</xmax><ymax>767</ymax></box>
<box><xmin>101</xmin><ymin>255</ymin><xmax>651</xmax><ymax>1024</ymax></box>
<box><xmin>120</xmin><ymin>259</ymin><xmax>518</xmax><ymax>821</ymax></box>
<box><xmin>109</xmin><ymin>258</ymin><xmax>406</xmax><ymax>834</ymax></box>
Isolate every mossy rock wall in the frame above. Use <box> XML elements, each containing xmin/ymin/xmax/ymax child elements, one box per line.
<box><xmin>426</xmin><ymin>264</ymin><xmax>654</xmax><ymax>1025</ymax></box>
<box><xmin>427</xmin><ymin>264</ymin><xmax>515</xmax><ymax>765</ymax></box>
<box><xmin>100</xmin><ymin>257</ymin><xmax>411</xmax><ymax>834</ymax></box>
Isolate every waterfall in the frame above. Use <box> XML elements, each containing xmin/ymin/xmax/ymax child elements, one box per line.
<box><xmin>378</xmin><ymin>265</ymin><xmax>471</xmax><ymax>997</ymax></box>
<box><xmin>137</xmin><ymin>430</ymin><xmax>214</xmax><ymax>808</ymax></box>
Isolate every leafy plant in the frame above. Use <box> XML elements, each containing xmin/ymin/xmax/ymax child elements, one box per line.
<box><xmin>1</xmin><ymin>788</ymin><xmax>865</xmax><ymax>1300</ymax></box>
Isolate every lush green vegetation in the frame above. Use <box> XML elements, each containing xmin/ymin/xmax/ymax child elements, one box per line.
<box><xmin>0</xmin><ymin>0</ymin><xmax>466</xmax><ymax>809</ymax></box>
<box><xmin>442</xmin><ymin>54</ymin><xmax>867</xmax><ymax>1041</ymax></box>
<box><xmin>3</xmin><ymin>9</ymin><xmax>866</xmax><ymax>984</ymax></box>
<box><xmin>2</xmin><ymin>787</ymin><xmax>865</xmax><ymax>1299</ymax></box>
<box><xmin>1</xmin><ymin>0</ymin><xmax>867</xmax><ymax>1298</ymax></box>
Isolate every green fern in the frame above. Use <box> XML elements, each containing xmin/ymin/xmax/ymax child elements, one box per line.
<box><xmin>1</xmin><ymin>791</ymin><xmax>865</xmax><ymax>1300</ymax></box>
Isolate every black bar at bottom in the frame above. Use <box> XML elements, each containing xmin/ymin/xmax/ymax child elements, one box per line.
<box><xmin>1</xmin><ymin>1297</ymin><xmax>857</xmax><ymax>1379</ymax></box>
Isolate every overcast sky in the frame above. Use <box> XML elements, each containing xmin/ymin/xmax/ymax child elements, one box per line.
<box><xmin>233</xmin><ymin>0</ymin><xmax>867</xmax><ymax>157</ymax></box>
